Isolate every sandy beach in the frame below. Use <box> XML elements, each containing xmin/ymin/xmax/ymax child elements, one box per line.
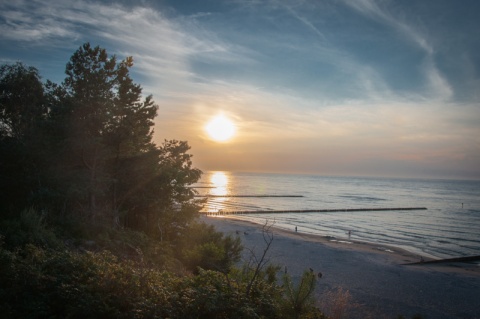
<box><xmin>201</xmin><ymin>216</ymin><xmax>480</xmax><ymax>319</ymax></box>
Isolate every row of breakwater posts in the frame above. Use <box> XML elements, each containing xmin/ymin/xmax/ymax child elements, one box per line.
<box><xmin>201</xmin><ymin>207</ymin><xmax>428</xmax><ymax>216</ymax></box>
<box><xmin>195</xmin><ymin>195</ymin><xmax>304</xmax><ymax>198</ymax></box>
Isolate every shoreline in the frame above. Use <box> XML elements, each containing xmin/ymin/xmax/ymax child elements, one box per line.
<box><xmin>205</xmin><ymin>215</ymin><xmax>480</xmax><ymax>276</ymax></box>
<box><xmin>201</xmin><ymin>215</ymin><xmax>480</xmax><ymax>319</ymax></box>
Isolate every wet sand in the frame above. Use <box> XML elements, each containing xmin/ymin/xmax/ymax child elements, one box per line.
<box><xmin>202</xmin><ymin>215</ymin><xmax>480</xmax><ymax>319</ymax></box>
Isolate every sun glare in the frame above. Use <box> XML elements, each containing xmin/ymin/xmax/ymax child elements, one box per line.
<box><xmin>205</xmin><ymin>115</ymin><xmax>236</xmax><ymax>142</ymax></box>
<box><xmin>210</xmin><ymin>171</ymin><xmax>229</xmax><ymax>196</ymax></box>
<box><xmin>208</xmin><ymin>172</ymin><xmax>230</xmax><ymax>213</ymax></box>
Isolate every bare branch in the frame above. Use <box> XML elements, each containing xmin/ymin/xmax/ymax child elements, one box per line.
<box><xmin>245</xmin><ymin>219</ymin><xmax>275</xmax><ymax>297</ymax></box>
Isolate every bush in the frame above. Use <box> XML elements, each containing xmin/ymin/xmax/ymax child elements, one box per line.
<box><xmin>0</xmin><ymin>244</ymin><xmax>294</xmax><ymax>318</ymax></box>
<box><xmin>0</xmin><ymin>244</ymin><xmax>180</xmax><ymax>318</ymax></box>
<box><xmin>178</xmin><ymin>221</ymin><xmax>242</xmax><ymax>274</ymax></box>
<box><xmin>281</xmin><ymin>270</ymin><xmax>320</xmax><ymax>319</ymax></box>
<box><xmin>0</xmin><ymin>208</ymin><xmax>61</xmax><ymax>249</ymax></box>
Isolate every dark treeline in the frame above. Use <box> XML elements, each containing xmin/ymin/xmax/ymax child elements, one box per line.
<box><xmin>0</xmin><ymin>43</ymin><xmax>201</xmax><ymax>237</ymax></box>
<box><xmin>0</xmin><ymin>43</ymin><xmax>332</xmax><ymax>319</ymax></box>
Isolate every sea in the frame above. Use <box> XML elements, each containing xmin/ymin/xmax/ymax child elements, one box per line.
<box><xmin>195</xmin><ymin>171</ymin><xmax>480</xmax><ymax>260</ymax></box>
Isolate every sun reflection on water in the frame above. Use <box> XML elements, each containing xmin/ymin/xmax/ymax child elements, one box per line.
<box><xmin>210</xmin><ymin>171</ymin><xmax>229</xmax><ymax>196</ymax></box>
<box><xmin>207</xmin><ymin>171</ymin><xmax>230</xmax><ymax>212</ymax></box>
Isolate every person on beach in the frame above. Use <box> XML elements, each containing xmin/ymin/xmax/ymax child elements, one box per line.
<box><xmin>295</xmin><ymin>226</ymin><xmax>297</xmax><ymax>232</ymax></box>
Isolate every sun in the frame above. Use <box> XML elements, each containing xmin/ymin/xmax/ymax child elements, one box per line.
<box><xmin>205</xmin><ymin>115</ymin><xmax>236</xmax><ymax>142</ymax></box>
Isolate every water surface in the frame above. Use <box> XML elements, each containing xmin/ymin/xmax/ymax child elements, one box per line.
<box><xmin>196</xmin><ymin>172</ymin><xmax>480</xmax><ymax>259</ymax></box>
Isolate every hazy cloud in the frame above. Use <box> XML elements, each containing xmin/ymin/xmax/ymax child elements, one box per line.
<box><xmin>1</xmin><ymin>0</ymin><xmax>478</xmax><ymax>178</ymax></box>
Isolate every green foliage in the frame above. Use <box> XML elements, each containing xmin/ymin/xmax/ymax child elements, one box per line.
<box><xmin>0</xmin><ymin>208</ymin><xmax>61</xmax><ymax>249</ymax></box>
<box><xmin>0</xmin><ymin>242</ymin><xmax>292</xmax><ymax>319</ymax></box>
<box><xmin>282</xmin><ymin>270</ymin><xmax>319</xmax><ymax>319</ymax></box>
<box><xmin>0</xmin><ymin>44</ymin><xmax>333</xmax><ymax>319</ymax></box>
<box><xmin>0</xmin><ymin>63</ymin><xmax>48</xmax><ymax>215</ymax></box>
<box><xmin>179</xmin><ymin>221</ymin><xmax>242</xmax><ymax>274</ymax></box>
<box><xmin>0</xmin><ymin>245</ymin><xmax>175</xmax><ymax>318</ymax></box>
<box><xmin>50</xmin><ymin>43</ymin><xmax>159</xmax><ymax>224</ymax></box>
<box><xmin>0</xmin><ymin>44</ymin><xmax>202</xmax><ymax>237</ymax></box>
<box><xmin>0</xmin><ymin>62</ymin><xmax>46</xmax><ymax>139</ymax></box>
<box><xmin>0</xmin><ymin>206</ymin><xmax>325</xmax><ymax>319</ymax></box>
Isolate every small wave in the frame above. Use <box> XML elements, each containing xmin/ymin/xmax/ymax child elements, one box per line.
<box><xmin>466</xmin><ymin>209</ymin><xmax>480</xmax><ymax>214</ymax></box>
<box><xmin>338</xmin><ymin>195</ymin><xmax>387</xmax><ymax>202</ymax></box>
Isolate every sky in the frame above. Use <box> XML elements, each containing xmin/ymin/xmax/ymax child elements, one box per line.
<box><xmin>1</xmin><ymin>0</ymin><xmax>479</xmax><ymax>180</ymax></box>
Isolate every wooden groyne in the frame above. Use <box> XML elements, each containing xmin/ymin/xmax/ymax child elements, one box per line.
<box><xmin>195</xmin><ymin>195</ymin><xmax>304</xmax><ymax>198</ymax></box>
<box><xmin>404</xmin><ymin>255</ymin><xmax>480</xmax><ymax>265</ymax></box>
<box><xmin>201</xmin><ymin>207</ymin><xmax>427</xmax><ymax>216</ymax></box>
<box><xmin>188</xmin><ymin>186</ymin><xmax>216</xmax><ymax>188</ymax></box>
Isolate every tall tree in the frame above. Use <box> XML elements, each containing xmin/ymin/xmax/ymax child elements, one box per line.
<box><xmin>110</xmin><ymin>139</ymin><xmax>202</xmax><ymax>236</ymax></box>
<box><xmin>50</xmin><ymin>43</ymin><xmax>201</xmax><ymax>232</ymax></box>
<box><xmin>0</xmin><ymin>63</ymin><xmax>46</xmax><ymax>139</ymax></box>
<box><xmin>146</xmin><ymin>140</ymin><xmax>202</xmax><ymax>238</ymax></box>
<box><xmin>1</xmin><ymin>44</ymin><xmax>202</xmax><ymax>237</ymax></box>
<box><xmin>54</xmin><ymin>43</ymin><xmax>159</xmax><ymax>223</ymax></box>
<box><xmin>104</xmin><ymin>57</ymin><xmax>158</xmax><ymax>226</ymax></box>
<box><xmin>0</xmin><ymin>63</ymin><xmax>47</xmax><ymax>215</ymax></box>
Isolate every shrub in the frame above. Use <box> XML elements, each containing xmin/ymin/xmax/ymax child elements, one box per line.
<box><xmin>179</xmin><ymin>221</ymin><xmax>242</xmax><ymax>274</ymax></box>
<box><xmin>0</xmin><ymin>243</ymin><xmax>294</xmax><ymax>318</ymax></box>
<box><xmin>281</xmin><ymin>270</ymin><xmax>319</xmax><ymax>319</ymax></box>
<box><xmin>0</xmin><ymin>208</ymin><xmax>61</xmax><ymax>249</ymax></box>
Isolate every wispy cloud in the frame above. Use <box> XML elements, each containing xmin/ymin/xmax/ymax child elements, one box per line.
<box><xmin>0</xmin><ymin>0</ymin><xmax>78</xmax><ymax>42</ymax></box>
<box><xmin>341</xmin><ymin>0</ymin><xmax>453</xmax><ymax>101</ymax></box>
<box><xmin>1</xmin><ymin>0</ymin><xmax>249</xmax><ymax>77</ymax></box>
<box><xmin>283</xmin><ymin>5</ymin><xmax>327</xmax><ymax>42</ymax></box>
<box><xmin>342</xmin><ymin>0</ymin><xmax>433</xmax><ymax>54</ymax></box>
<box><xmin>1</xmin><ymin>0</ymin><xmax>478</xmax><ymax>178</ymax></box>
<box><xmin>422</xmin><ymin>58</ymin><xmax>454</xmax><ymax>101</ymax></box>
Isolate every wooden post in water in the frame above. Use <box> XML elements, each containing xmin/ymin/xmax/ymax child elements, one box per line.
<box><xmin>200</xmin><ymin>207</ymin><xmax>428</xmax><ymax>216</ymax></box>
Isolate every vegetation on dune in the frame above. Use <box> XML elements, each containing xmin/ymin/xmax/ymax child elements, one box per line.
<box><xmin>0</xmin><ymin>43</ymin><xmax>423</xmax><ymax>319</ymax></box>
<box><xmin>0</xmin><ymin>43</ymin><xmax>325</xmax><ymax>319</ymax></box>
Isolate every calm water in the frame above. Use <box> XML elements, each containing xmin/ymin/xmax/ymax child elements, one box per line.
<box><xmin>196</xmin><ymin>171</ymin><xmax>480</xmax><ymax>259</ymax></box>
